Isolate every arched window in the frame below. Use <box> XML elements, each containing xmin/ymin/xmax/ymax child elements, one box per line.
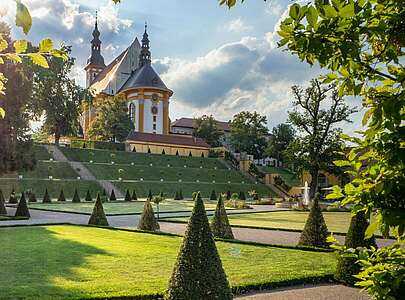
<box><xmin>129</xmin><ymin>103</ymin><xmax>136</xmax><ymax>126</ymax></box>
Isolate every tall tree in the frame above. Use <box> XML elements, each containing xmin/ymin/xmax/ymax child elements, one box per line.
<box><xmin>285</xmin><ymin>79</ymin><xmax>356</xmax><ymax>197</ymax></box>
<box><xmin>193</xmin><ymin>115</ymin><xmax>224</xmax><ymax>147</ymax></box>
<box><xmin>265</xmin><ymin>123</ymin><xmax>295</xmax><ymax>162</ymax></box>
<box><xmin>230</xmin><ymin>111</ymin><xmax>269</xmax><ymax>158</ymax></box>
<box><xmin>0</xmin><ymin>21</ymin><xmax>35</xmax><ymax>176</ymax></box>
<box><xmin>30</xmin><ymin>46</ymin><xmax>86</xmax><ymax>145</ymax></box>
<box><xmin>87</xmin><ymin>96</ymin><xmax>133</xmax><ymax>142</ymax></box>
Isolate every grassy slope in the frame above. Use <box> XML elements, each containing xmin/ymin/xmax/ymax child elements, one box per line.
<box><xmin>0</xmin><ymin>225</ymin><xmax>336</xmax><ymax>299</ymax></box>
<box><xmin>28</xmin><ymin>200</ymin><xmax>221</xmax><ymax>215</ymax></box>
<box><xmin>171</xmin><ymin>211</ymin><xmax>352</xmax><ymax>234</ymax></box>
<box><xmin>260</xmin><ymin>166</ymin><xmax>301</xmax><ymax>187</ymax></box>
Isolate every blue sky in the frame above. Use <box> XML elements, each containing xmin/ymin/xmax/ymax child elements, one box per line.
<box><xmin>2</xmin><ymin>0</ymin><xmax>363</xmax><ymax>132</ymax></box>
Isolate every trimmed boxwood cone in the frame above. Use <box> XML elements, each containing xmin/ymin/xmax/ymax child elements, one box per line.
<box><xmin>132</xmin><ymin>190</ymin><xmax>138</xmax><ymax>201</ymax></box>
<box><xmin>58</xmin><ymin>190</ymin><xmax>66</xmax><ymax>202</ymax></box>
<box><xmin>211</xmin><ymin>194</ymin><xmax>234</xmax><ymax>239</ymax></box>
<box><xmin>28</xmin><ymin>191</ymin><xmax>37</xmax><ymax>203</ymax></box>
<box><xmin>9</xmin><ymin>189</ymin><xmax>18</xmax><ymax>204</ymax></box>
<box><xmin>165</xmin><ymin>192</ymin><xmax>232</xmax><ymax>300</ymax></box>
<box><xmin>15</xmin><ymin>192</ymin><xmax>30</xmax><ymax>218</ymax></box>
<box><xmin>335</xmin><ymin>211</ymin><xmax>377</xmax><ymax>285</ymax></box>
<box><xmin>226</xmin><ymin>190</ymin><xmax>231</xmax><ymax>200</ymax></box>
<box><xmin>88</xmin><ymin>193</ymin><xmax>109</xmax><ymax>226</ymax></box>
<box><xmin>298</xmin><ymin>193</ymin><xmax>329</xmax><ymax>248</ymax></box>
<box><xmin>173</xmin><ymin>191</ymin><xmax>179</xmax><ymax>200</ymax></box>
<box><xmin>147</xmin><ymin>189</ymin><xmax>153</xmax><ymax>200</ymax></box>
<box><xmin>0</xmin><ymin>190</ymin><xmax>7</xmax><ymax>215</ymax></box>
<box><xmin>72</xmin><ymin>189</ymin><xmax>80</xmax><ymax>203</ymax></box>
<box><xmin>124</xmin><ymin>189</ymin><xmax>131</xmax><ymax>202</ymax></box>
<box><xmin>43</xmin><ymin>188</ymin><xmax>51</xmax><ymax>203</ymax></box>
<box><xmin>138</xmin><ymin>200</ymin><xmax>160</xmax><ymax>231</ymax></box>
<box><xmin>210</xmin><ymin>190</ymin><xmax>217</xmax><ymax>200</ymax></box>
<box><xmin>179</xmin><ymin>190</ymin><xmax>183</xmax><ymax>200</ymax></box>
<box><xmin>239</xmin><ymin>191</ymin><xmax>246</xmax><ymax>200</ymax></box>
<box><xmin>85</xmin><ymin>189</ymin><xmax>92</xmax><ymax>202</ymax></box>
<box><xmin>110</xmin><ymin>189</ymin><xmax>116</xmax><ymax>201</ymax></box>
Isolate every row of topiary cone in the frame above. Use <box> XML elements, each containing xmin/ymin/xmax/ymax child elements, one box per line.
<box><xmin>0</xmin><ymin>189</ymin><xmax>30</xmax><ymax>218</ymax></box>
<box><xmin>297</xmin><ymin>193</ymin><xmax>377</xmax><ymax>286</ymax></box>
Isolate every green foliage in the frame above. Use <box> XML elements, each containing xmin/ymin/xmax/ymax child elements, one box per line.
<box><xmin>0</xmin><ymin>189</ymin><xmax>6</xmax><ymax>215</ymax></box>
<box><xmin>109</xmin><ymin>189</ymin><xmax>116</xmax><ymax>201</ymax></box>
<box><xmin>178</xmin><ymin>189</ymin><xmax>183</xmax><ymax>200</ymax></box>
<box><xmin>58</xmin><ymin>189</ymin><xmax>66</xmax><ymax>202</ymax></box>
<box><xmin>152</xmin><ymin>194</ymin><xmax>165</xmax><ymax>219</ymax></box>
<box><xmin>193</xmin><ymin>115</ymin><xmax>224</xmax><ymax>147</ymax></box>
<box><xmin>131</xmin><ymin>190</ymin><xmax>137</xmax><ymax>201</ymax></box>
<box><xmin>230</xmin><ymin>111</ymin><xmax>269</xmax><ymax>159</ymax></box>
<box><xmin>8</xmin><ymin>188</ymin><xmax>18</xmax><ymax>204</ymax></box>
<box><xmin>211</xmin><ymin>194</ymin><xmax>234</xmax><ymax>239</ymax></box>
<box><xmin>72</xmin><ymin>189</ymin><xmax>80</xmax><ymax>203</ymax></box>
<box><xmin>238</xmin><ymin>191</ymin><xmax>246</xmax><ymax>201</ymax></box>
<box><xmin>87</xmin><ymin>95</ymin><xmax>134</xmax><ymax>142</ymax></box>
<box><xmin>248</xmin><ymin>164</ymin><xmax>265</xmax><ymax>181</ymax></box>
<box><xmin>88</xmin><ymin>193</ymin><xmax>109</xmax><ymax>226</ymax></box>
<box><xmin>298</xmin><ymin>194</ymin><xmax>329</xmax><ymax>248</ymax></box>
<box><xmin>248</xmin><ymin>190</ymin><xmax>260</xmax><ymax>201</ymax></box>
<box><xmin>124</xmin><ymin>189</ymin><xmax>131</xmax><ymax>202</ymax></box>
<box><xmin>42</xmin><ymin>188</ymin><xmax>51</xmax><ymax>203</ymax></box>
<box><xmin>335</xmin><ymin>211</ymin><xmax>376</xmax><ymax>285</ymax></box>
<box><xmin>27</xmin><ymin>190</ymin><xmax>37</xmax><ymax>203</ymax></box>
<box><xmin>85</xmin><ymin>189</ymin><xmax>92</xmax><ymax>202</ymax></box>
<box><xmin>15</xmin><ymin>192</ymin><xmax>30</xmax><ymax>218</ymax></box>
<box><xmin>70</xmin><ymin>139</ymin><xmax>125</xmax><ymax>151</ymax></box>
<box><xmin>226</xmin><ymin>190</ymin><xmax>231</xmax><ymax>200</ymax></box>
<box><xmin>138</xmin><ymin>200</ymin><xmax>160</xmax><ymax>231</ymax></box>
<box><xmin>265</xmin><ymin>123</ymin><xmax>295</xmax><ymax>162</ymax></box>
<box><xmin>173</xmin><ymin>190</ymin><xmax>181</xmax><ymax>200</ymax></box>
<box><xmin>147</xmin><ymin>189</ymin><xmax>153</xmax><ymax>200</ymax></box>
<box><xmin>165</xmin><ymin>192</ymin><xmax>232</xmax><ymax>299</ymax></box>
<box><xmin>210</xmin><ymin>190</ymin><xmax>217</xmax><ymax>200</ymax></box>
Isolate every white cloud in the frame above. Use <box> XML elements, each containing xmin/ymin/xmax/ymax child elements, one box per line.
<box><xmin>226</xmin><ymin>17</ymin><xmax>253</xmax><ymax>33</ymax></box>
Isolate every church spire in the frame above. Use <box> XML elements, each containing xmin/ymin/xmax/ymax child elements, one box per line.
<box><xmin>139</xmin><ymin>22</ymin><xmax>151</xmax><ymax>67</ymax></box>
<box><xmin>87</xmin><ymin>11</ymin><xmax>105</xmax><ymax>67</ymax></box>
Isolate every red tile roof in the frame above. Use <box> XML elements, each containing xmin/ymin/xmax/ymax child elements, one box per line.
<box><xmin>171</xmin><ymin>117</ymin><xmax>231</xmax><ymax>132</ymax></box>
<box><xmin>126</xmin><ymin>131</ymin><xmax>211</xmax><ymax>148</ymax></box>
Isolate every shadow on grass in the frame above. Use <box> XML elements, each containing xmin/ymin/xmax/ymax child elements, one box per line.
<box><xmin>0</xmin><ymin>226</ymin><xmax>110</xmax><ymax>299</ymax></box>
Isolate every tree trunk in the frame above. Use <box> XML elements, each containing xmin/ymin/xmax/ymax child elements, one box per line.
<box><xmin>54</xmin><ymin>126</ymin><xmax>61</xmax><ymax>146</ymax></box>
<box><xmin>309</xmin><ymin>169</ymin><xmax>319</xmax><ymax>199</ymax></box>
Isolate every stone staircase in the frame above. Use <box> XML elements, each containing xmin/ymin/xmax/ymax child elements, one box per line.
<box><xmin>43</xmin><ymin>145</ymin><xmax>124</xmax><ymax>198</ymax></box>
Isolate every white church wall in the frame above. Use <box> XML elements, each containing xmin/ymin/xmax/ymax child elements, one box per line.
<box><xmin>143</xmin><ymin>100</ymin><xmax>163</xmax><ymax>134</ymax></box>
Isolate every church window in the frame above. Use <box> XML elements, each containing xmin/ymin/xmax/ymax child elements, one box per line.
<box><xmin>153</xmin><ymin>116</ymin><xmax>157</xmax><ymax>122</ymax></box>
<box><xmin>129</xmin><ymin>103</ymin><xmax>136</xmax><ymax>124</ymax></box>
<box><xmin>153</xmin><ymin>124</ymin><xmax>156</xmax><ymax>130</ymax></box>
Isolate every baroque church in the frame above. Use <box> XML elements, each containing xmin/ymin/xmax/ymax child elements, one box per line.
<box><xmin>81</xmin><ymin>18</ymin><xmax>210</xmax><ymax>157</ymax></box>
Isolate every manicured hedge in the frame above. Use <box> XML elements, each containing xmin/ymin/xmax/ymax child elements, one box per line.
<box><xmin>70</xmin><ymin>139</ymin><xmax>125</xmax><ymax>151</ymax></box>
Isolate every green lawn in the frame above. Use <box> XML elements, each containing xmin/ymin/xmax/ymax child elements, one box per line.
<box><xmin>21</xmin><ymin>161</ymin><xmax>79</xmax><ymax>179</ymax></box>
<box><xmin>0</xmin><ymin>225</ymin><xmax>336</xmax><ymax>299</ymax></box>
<box><xmin>169</xmin><ymin>211</ymin><xmax>353</xmax><ymax>234</ymax></box>
<box><xmin>28</xmin><ymin>199</ymin><xmax>223</xmax><ymax>215</ymax></box>
<box><xmin>33</xmin><ymin>145</ymin><xmax>52</xmax><ymax>160</ymax></box>
<box><xmin>260</xmin><ymin>166</ymin><xmax>301</xmax><ymax>187</ymax></box>
<box><xmin>61</xmin><ymin>147</ymin><xmax>226</xmax><ymax>169</ymax></box>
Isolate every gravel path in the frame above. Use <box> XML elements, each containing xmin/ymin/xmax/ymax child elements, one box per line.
<box><xmin>235</xmin><ymin>284</ymin><xmax>371</xmax><ymax>300</ymax></box>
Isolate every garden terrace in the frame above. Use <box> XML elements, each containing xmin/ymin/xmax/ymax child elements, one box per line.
<box><xmin>0</xmin><ymin>225</ymin><xmax>336</xmax><ymax>299</ymax></box>
<box><xmin>260</xmin><ymin>166</ymin><xmax>301</xmax><ymax>187</ymax></box>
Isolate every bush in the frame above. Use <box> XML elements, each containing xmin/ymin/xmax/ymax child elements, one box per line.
<box><xmin>58</xmin><ymin>190</ymin><xmax>66</xmax><ymax>202</ymax></box>
<box><xmin>28</xmin><ymin>191</ymin><xmax>37</xmax><ymax>203</ymax></box>
<box><xmin>70</xmin><ymin>139</ymin><xmax>125</xmax><ymax>151</ymax></box>
<box><xmin>335</xmin><ymin>211</ymin><xmax>377</xmax><ymax>285</ymax></box>
<box><xmin>88</xmin><ymin>193</ymin><xmax>109</xmax><ymax>226</ymax></box>
<box><xmin>211</xmin><ymin>194</ymin><xmax>234</xmax><ymax>239</ymax></box>
<box><xmin>43</xmin><ymin>188</ymin><xmax>51</xmax><ymax>203</ymax></box>
<box><xmin>298</xmin><ymin>193</ymin><xmax>329</xmax><ymax>248</ymax></box>
<box><xmin>138</xmin><ymin>200</ymin><xmax>160</xmax><ymax>231</ymax></box>
<box><xmin>165</xmin><ymin>192</ymin><xmax>232</xmax><ymax>300</ymax></box>
<box><xmin>15</xmin><ymin>192</ymin><xmax>30</xmax><ymax>218</ymax></box>
<box><xmin>9</xmin><ymin>189</ymin><xmax>18</xmax><ymax>204</ymax></box>
<box><xmin>173</xmin><ymin>191</ymin><xmax>181</xmax><ymax>200</ymax></box>
<box><xmin>239</xmin><ymin>191</ymin><xmax>246</xmax><ymax>200</ymax></box>
<box><xmin>248</xmin><ymin>190</ymin><xmax>260</xmax><ymax>201</ymax></box>
<box><xmin>0</xmin><ymin>190</ymin><xmax>7</xmax><ymax>215</ymax></box>
<box><xmin>109</xmin><ymin>189</ymin><xmax>116</xmax><ymax>201</ymax></box>
<box><xmin>85</xmin><ymin>189</ymin><xmax>92</xmax><ymax>202</ymax></box>
<box><xmin>226</xmin><ymin>190</ymin><xmax>231</xmax><ymax>200</ymax></box>
<box><xmin>210</xmin><ymin>190</ymin><xmax>217</xmax><ymax>201</ymax></box>
<box><xmin>72</xmin><ymin>189</ymin><xmax>81</xmax><ymax>203</ymax></box>
<box><xmin>132</xmin><ymin>190</ymin><xmax>138</xmax><ymax>201</ymax></box>
<box><xmin>179</xmin><ymin>190</ymin><xmax>183</xmax><ymax>200</ymax></box>
<box><xmin>124</xmin><ymin>189</ymin><xmax>131</xmax><ymax>202</ymax></box>
<box><xmin>147</xmin><ymin>189</ymin><xmax>153</xmax><ymax>200</ymax></box>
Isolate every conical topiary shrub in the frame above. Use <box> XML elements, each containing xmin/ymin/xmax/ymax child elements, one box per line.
<box><xmin>110</xmin><ymin>189</ymin><xmax>116</xmax><ymax>201</ymax></box>
<box><xmin>238</xmin><ymin>191</ymin><xmax>246</xmax><ymax>201</ymax></box>
<box><xmin>210</xmin><ymin>190</ymin><xmax>217</xmax><ymax>201</ymax></box>
<box><xmin>85</xmin><ymin>189</ymin><xmax>92</xmax><ymax>202</ymax></box>
<box><xmin>298</xmin><ymin>193</ymin><xmax>329</xmax><ymax>248</ymax></box>
<box><xmin>88</xmin><ymin>193</ymin><xmax>109</xmax><ymax>226</ymax></box>
<box><xmin>132</xmin><ymin>190</ymin><xmax>138</xmax><ymax>201</ymax></box>
<box><xmin>43</xmin><ymin>188</ymin><xmax>51</xmax><ymax>203</ymax></box>
<box><xmin>138</xmin><ymin>200</ymin><xmax>160</xmax><ymax>231</ymax></box>
<box><xmin>124</xmin><ymin>189</ymin><xmax>131</xmax><ymax>202</ymax></box>
<box><xmin>335</xmin><ymin>211</ymin><xmax>377</xmax><ymax>285</ymax></box>
<box><xmin>179</xmin><ymin>190</ymin><xmax>183</xmax><ymax>200</ymax></box>
<box><xmin>211</xmin><ymin>194</ymin><xmax>234</xmax><ymax>239</ymax></box>
<box><xmin>147</xmin><ymin>189</ymin><xmax>153</xmax><ymax>200</ymax></box>
<box><xmin>165</xmin><ymin>192</ymin><xmax>232</xmax><ymax>300</ymax></box>
<box><xmin>58</xmin><ymin>190</ymin><xmax>66</xmax><ymax>202</ymax></box>
<box><xmin>72</xmin><ymin>189</ymin><xmax>80</xmax><ymax>203</ymax></box>
<box><xmin>0</xmin><ymin>190</ymin><xmax>7</xmax><ymax>215</ymax></box>
<box><xmin>226</xmin><ymin>190</ymin><xmax>231</xmax><ymax>200</ymax></box>
<box><xmin>28</xmin><ymin>191</ymin><xmax>37</xmax><ymax>203</ymax></box>
<box><xmin>15</xmin><ymin>192</ymin><xmax>30</xmax><ymax>218</ymax></box>
<box><xmin>9</xmin><ymin>189</ymin><xmax>18</xmax><ymax>204</ymax></box>
<box><xmin>173</xmin><ymin>191</ymin><xmax>179</xmax><ymax>200</ymax></box>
